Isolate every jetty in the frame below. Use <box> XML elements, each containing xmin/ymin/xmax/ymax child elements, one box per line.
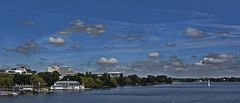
<box><xmin>0</xmin><ymin>91</ymin><xmax>19</xmax><ymax>96</ymax></box>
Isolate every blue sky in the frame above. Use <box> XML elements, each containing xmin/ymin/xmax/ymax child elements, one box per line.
<box><xmin>1</xmin><ymin>0</ymin><xmax>240</xmax><ymax>77</ymax></box>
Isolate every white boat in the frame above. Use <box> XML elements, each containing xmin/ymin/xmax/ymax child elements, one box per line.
<box><xmin>207</xmin><ymin>80</ymin><xmax>211</xmax><ymax>87</ymax></box>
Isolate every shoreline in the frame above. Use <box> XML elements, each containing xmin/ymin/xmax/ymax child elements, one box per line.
<box><xmin>2</xmin><ymin>81</ymin><xmax>240</xmax><ymax>96</ymax></box>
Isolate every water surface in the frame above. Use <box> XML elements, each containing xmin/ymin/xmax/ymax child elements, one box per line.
<box><xmin>1</xmin><ymin>82</ymin><xmax>240</xmax><ymax>103</ymax></box>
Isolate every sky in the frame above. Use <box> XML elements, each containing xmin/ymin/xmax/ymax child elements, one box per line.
<box><xmin>1</xmin><ymin>0</ymin><xmax>240</xmax><ymax>77</ymax></box>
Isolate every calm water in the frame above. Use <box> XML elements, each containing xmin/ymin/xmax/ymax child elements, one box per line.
<box><xmin>1</xmin><ymin>82</ymin><xmax>240</xmax><ymax>103</ymax></box>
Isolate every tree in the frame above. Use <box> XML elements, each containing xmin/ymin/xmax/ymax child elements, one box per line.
<box><xmin>156</xmin><ymin>75</ymin><xmax>168</xmax><ymax>84</ymax></box>
<box><xmin>30</xmin><ymin>75</ymin><xmax>45</xmax><ymax>87</ymax></box>
<box><xmin>124</xmin><ymin>77</ymin><xmax>132</xmax><ymax>85</ymax></box>
<box><xmin>94</xmin><ymin>78</ymin><xmax>104</xmax><ymax>88</ymax></box>
<box><xmin>37</xmin><ymin>71</ymin><xmax>60</xmax><ymax>86</ymax></box>
<box><xmin>109</xmin><ymin>78</ymin><xmax>117</xmax><ymax>87</ymax></box>
<box><xmin>140</xmin><ymin>77</ymin><xmax>148</xmax><ymax>86</ymax></box>
<box><xmin>83</xmin><ymin>77</ymin><xmax>95</xmax><ymax>88</ymax></box>
<box><xmin>0</xmin><ymin>73</ymin><xmax>13</xmax><ymax>87</ymax></box>
<box><xmin>147</xmin><ymin>75</ymin><xmax>156</xmax><ymax>85</ymax></box>
<box><xmin>128</xmin><ymin>74</ymin><xmax>141</xmax><ymax>85</ymax></box>
<box><xmin>116</xmin><ymin>73</ymin><xmax>126</xmax><ymax>86</ymax></box>
<box><xmin>13</xmin><ymin>74</ymin><xmax>31</xmax><ymax>85</ymax></box>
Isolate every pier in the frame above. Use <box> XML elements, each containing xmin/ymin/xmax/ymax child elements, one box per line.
<box><xmin>0</xmin><ymin>88</ymin><xmax>19</xmax><ymax>96</ymax></box>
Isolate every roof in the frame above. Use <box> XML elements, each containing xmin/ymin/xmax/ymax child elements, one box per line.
<box><xmin>108</xmin><ymin>72</ymin><xmax>122</xmax><ymax>74</ymax></box>
<box><xmin>55</xmin><ymin>81</ymin><xmax>79</xmax><ymax>84</ymax></box>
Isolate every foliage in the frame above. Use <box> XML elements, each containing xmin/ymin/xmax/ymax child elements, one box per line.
<box><xmin>1</xmin><ymin>71</ymin><xmax>174</xmax><ymax>89</ymax></box>
<box><xmin>82</xmin><ymin>77</ymin><xmax>95</xmax><ymax>88</ymax></box>
<box><xmin>0</xmin><ymin>73</ymin><xmax>13</xmax><ymax>87</ymax></box>
<box><xmin>93</xmin><ymin>78</ymin><xmax>104</xmax><ymax>88</ymax></box>
<box><xmin>61</xmin><ymin>75</ymin><xmax>82</xmax><ymax>84</ymax></box>
<box><xmin>37</xmin><ymin>71</ymin><xmax>60</xmax><ymax>86</ymax></box>
<box><xmin>13</xmin><ymin>74</ymin><xmax>31</xmax><ymax>85</ymax></box>
<box><xmin>30</xmin><ymin>75</ymin><xmax>45</xmax><ymax>87</ymax></box>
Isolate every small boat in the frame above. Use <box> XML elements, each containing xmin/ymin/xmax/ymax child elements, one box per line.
<box><xmin>207</xmin><ymin>80</ymin><xmax>211</xmax><ymax>87</ymax></box>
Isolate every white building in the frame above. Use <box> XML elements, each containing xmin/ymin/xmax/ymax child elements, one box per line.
<box><xmin>107</xmin><ymin>72</ymin><xmax>122</xmax><ymax>78</ymax></box>
<box><xmin>50</xmin><ymin>81</ymin><xmax>84</xmax><ymax>90</ymax></box>
<box><xmin>5</xmin><ymin>67</ymin><xmax>28</xmax><ymax>74</ymax></box>
<box><xmin>5</xmin><ymin>69</ymin><xmax>24</xmax><ymax>74</ymax></box>
<box><xmin>48</xmin><ymin>65</ymin><xmax>75</xmax><ymax>77</ymax></box>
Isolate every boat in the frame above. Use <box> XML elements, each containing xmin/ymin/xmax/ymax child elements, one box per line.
<box><xmin>207</xmin><ymin>80</ymin><xmax>211</xmax><ymax>87</ymax></box>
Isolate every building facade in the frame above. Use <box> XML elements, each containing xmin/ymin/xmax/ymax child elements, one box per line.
<box><xmin>48</xmin><ymin>66</ymin><xmax>75</xmax><ymax>76</ymax></box>
<box><xmin>50</xmin><ymin>81</ymin><xmax>84</xmax><ymax>90</ymax></box>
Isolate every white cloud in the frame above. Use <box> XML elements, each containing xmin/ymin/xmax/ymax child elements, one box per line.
<box><xmin>148</xmin><ymin>52</ymin><xmax>160</xmax><ymax>58</ymax></box>
<box><xmin>191</xmin><ymin>11</ymin><xmax>215</xmax><ymax>17</ymax></box>
<box><xmin>217</xmin><ymin>53</ymin><xmax>234</xmax><ymax>59</ymax></box>
<box><xmin>48</xmin><ymin>37</ymin><xmax>65</xmax><ymax>45</ymax></box>
<box><xmin>3</xmin><ymin>40</ymin><xmax>40</xmax><ymax>54</ymax></box>
<box><xmin>204</xmin><ymin>57</ymin><xmax>227</xmax><ymax>63</ymax></box>
<box><xmin>165</xmin><ymin>42</ymin><xmax>176</xmax><ymax>47</ymax></box>
<box><xmin>196</xmin><ymin>53</ymin><xmax>237</xmax><ymax>65</ymax></box>
<box><xmin>73</xmin><ymin>43</ymin><xmax>81</xmax><ymax>49</ymax></box>
<box><xmin>57</xmin><ymin>19</ymin><xmax>107</xmax><ymax>35</ymax></box>
<box><xmin>97</xmin><ymin>57</ymin><xmax>119</xmax><ymax>65</ymax></box>
<box><xmin>185</xmin><ymin>27</ymin><xmax>204</xmax><ymax>38</ymax></box>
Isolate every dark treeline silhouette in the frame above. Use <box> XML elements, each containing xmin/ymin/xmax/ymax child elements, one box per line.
<box><xmin>0</xmin><ymin>72</ymin><xmax>172</xmax><ymax>88</ymax></box>
<box><xmin>173</xmin><ymin>77</ymin><xmax>240</xmax><ymax>82</ymax></box>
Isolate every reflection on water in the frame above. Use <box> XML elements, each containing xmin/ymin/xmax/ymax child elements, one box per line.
<box><xmin>1</xmin><ymin>82</ymin><xmax>240</xmax><ymax>103</ymax></box>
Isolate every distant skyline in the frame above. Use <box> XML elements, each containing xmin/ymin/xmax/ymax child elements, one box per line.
<box><xmin>1</xmin><ymin>0</ymin><xmax>240</xmax><ymax>77</ymax></box>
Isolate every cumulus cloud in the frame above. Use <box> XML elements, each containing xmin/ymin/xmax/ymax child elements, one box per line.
<box><xmin>148</xmin><ymin>51</ymin><xmax>160</xmax><ymax>58</ymax></box>
<box><xmin>168</xmin><ymin>55</ymin><xmax>183</xmax><ymax>66</ymax></box>
<box><xmin>48</xmin><ymin>37</ymin><xmax>65</xmax><ymax>45</ymax></box>
<box><xmin>57</xmin><ymin>19</ymin><xmax>107</xmax><ymax>35</ymax></box>
<box><xmin>97</xmin><ymin>57</ymin><xmax>119</xmax><ymax>66</ymax></box>
<box><xmin>73</xmin><ymin>43</ymin><xmax>82</xmax><ymax>49</ymax></box>
<box><xmin>103</xmin><ymin>45</ymin><xmax>139</xmax><ymax>49</ymax></box>
<box><xmin>194</xmin><ymin>53</ymin><xmax>239</xmax><ymax>67</ymax></box>
<box><xmin>185</xmin><ymin>27</ymin><xmax>204</xmax><ymax>38</ymax></box>
<box><xmin>22</xmin><ymin>20</ymin><xmax>36</xmax><ymax>26</ymax></box>
<box><xmin>115</xmin><ymin>33</ymin><xmax>145</xmax><ymax>41</ymax></box>
<box><xmin>165</xmin><ymin>42</ymin><xmax>176</xmax><ymax>47</ymax></box>
<box><xmin>96</xmin><ymin>53</ymin><xmax>240</xmax><ymax>77</ymax></box>
<box><xmin>191</xmin><ymin>11</ymin><xmax>215</xmax><ymax>17</ymax></box>
<box><xmin>2</xmin><ymin>40</ymin><xmax>40</xmax><ymax>54</ymax></box>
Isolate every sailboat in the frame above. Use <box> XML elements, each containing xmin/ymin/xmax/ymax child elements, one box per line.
<box><xmin>207</xmin><ymin>80</ymin><xmax>211</xmax><ymax>87</ymax></box>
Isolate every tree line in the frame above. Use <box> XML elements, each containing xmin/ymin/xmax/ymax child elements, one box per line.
<box><xmin>0</xmin><ymin>72</ymin><xmax>173</xmax><ymax>88</ymax></box>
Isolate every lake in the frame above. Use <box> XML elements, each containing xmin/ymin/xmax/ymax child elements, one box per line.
<box><xmin>1</xmin><ymin>82</ymin><xmax>240</xmax><ymax>103</ymax></box>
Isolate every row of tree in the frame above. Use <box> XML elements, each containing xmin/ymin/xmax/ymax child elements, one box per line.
<box><xmin>0</xmin><ymin>72</ymin><xmax>58</xmax><ymax>88</ymax></box>
<box><xmin>173</xmin><ymin>77</ymin><xmax>240</xmax><ymax>82</ymax></box>
<box><xmin>0</xmin><ymin>72</ymin><xmax>173</xmax><ymax>88</ymax></box>
<box><xmin>60</xmin><ymin>72</ymin><xmax>173</xmax><ymax>88</ymax></box>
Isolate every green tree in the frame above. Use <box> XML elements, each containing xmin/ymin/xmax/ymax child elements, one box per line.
<box><xmin>30</xmin><ymin>75</ymin><xmax>45</xmax><ymax>87</ymax></box>
<box><xmin>94</xmin><ymin>78</ymin><xmax>104</xmax><ymax>88</ymax></box>
<box><xmin>83</xmin><ymin>77</ymin><xmax>95</xmax><ymax>88</ymax></box>
<box><xmin>128</xmin><ymin>74</ymin><xmax>141</xmax><ymax>85</ymax></box>
<box><xmin>147</xmin><ymin>75</ymin><xmax>157</xmax><ymax>85</ymax></box>
<box><xmin>0</xmin><ymin>73</ymin><xmax>13</xmax><ymax>87</ymax></box>
<box><xmin>156</xmin><ymin>75</ymin><xmax>168</xmax><ymax>84</ymax></box>
<box><xmin>13</xmin><ymin>74</ymin><xmax>31</xmax><ymax>85</ymax></box>
<box><xmin>109</xmin><ymin>78</ymin><xmax>117</xmax><ymax>87</ymax></box>
<box><xmin>140</xmin><ymin>77</ymin><xmax>148</xmax><ymax>86</ymax></box>
<box><xmin>124</xmin><ymin>77</ymin><xmax>132</xmax><ymax>85</ymax></box>
<box><xmin>116</xmin><ymin>73</ymin><xmax>126</xmax><ymax>86</ymax></box>
<box><xmin>37</xmin><ymin>71</ymin><xmax>60</xmax><ymax>86</ymax></box>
